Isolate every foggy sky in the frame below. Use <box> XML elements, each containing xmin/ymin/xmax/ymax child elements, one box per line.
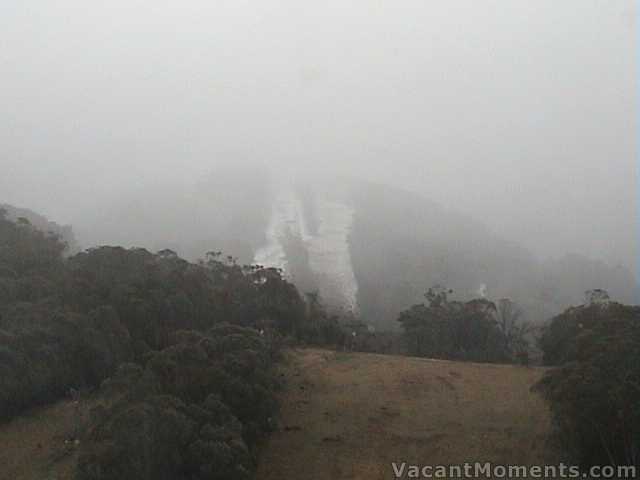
<box><xmin>1</xmin><ymin>1</ymin><xmax>637</xmax><ymax>272</ymax></box>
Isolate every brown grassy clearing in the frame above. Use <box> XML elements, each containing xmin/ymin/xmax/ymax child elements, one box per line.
<box><xmin>257</xmin><ymin>348</ymin><xmax>554</xmax><ymax>480</ymax></box>
<box><xmin>0</xmin><ymin>396</ymin><xmax>96</xmax><ymax>480</ymax></box>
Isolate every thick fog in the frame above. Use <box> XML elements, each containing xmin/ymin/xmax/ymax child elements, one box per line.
<box><xmin>2</xmin><ymin>0</ymin><xmax>637</xmax><ymax>275</ymax></box>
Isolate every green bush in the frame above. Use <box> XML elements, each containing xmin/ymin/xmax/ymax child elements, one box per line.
<box><xmin>397</xmin><ymin>288</ymin><xmax>511</xmax><ymax>362</ymax></box>
<box><xmin>0</xmin><ymin>306</ymin><xmax>132</xmax><ymax>420</ymax></box>
<box><xmin>78</xmin><ymin>326</ymin><xmax>278</xmax><ymax>480</ymax></box>
<box><xmin>536</xmin><ymin>301</ymin><xmax>640</xmax><ymax>466</ymax></box>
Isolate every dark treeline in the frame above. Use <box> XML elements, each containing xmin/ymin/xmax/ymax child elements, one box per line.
<box><xmin>535</xmin><ymin>291</ymin><xmax>640</xmax><ymax>468</ymax></box>
<box><xmin>0</xmin><ymin>208</ymin><xmax>343</xmax><ymax>479</ymax></box>
<box><xmin>397</xmin><ymin>286</ymin><xmax>531</xmax><ymax>364</ymax></box>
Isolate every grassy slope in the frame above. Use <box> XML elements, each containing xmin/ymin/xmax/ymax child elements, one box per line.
<box><xmin>257</xmin><ymin>349</ymin><xmax>553</xmax><ymax>480</ymax></box>
<box><xmin>0</xmin><ymin>397</ymin><xmax>96</xmax><ymax>480</ymax></box>
<box><xmin>0</xmin><ymin>349</ymin><xmax>553</xmax><ymax>480</ymax></box>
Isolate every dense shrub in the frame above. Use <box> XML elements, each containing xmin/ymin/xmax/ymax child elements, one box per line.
<box><xmin>61</xmin><ymin>248</ymin><xmax>309</xmax><ymax>351</ymax></box>
<box><xmin>397</xmin><ymin>287</ymin><xmax>513</xmax><ymax>363</ymax></box>
<box><xmin>0</xmin><ymin>304</ymin><xmax>132</xmax><ymax>419</ymax></box>
<box><xmin>296</xmin><ymin>292</ymin><xmax>345</xmax><ymax>347</ymax></box>
<box><xmin>0</xmin><ymin>210</ymin><xmax>320</xmax><ymax>421</ymax></box>
<box><xmin>539</xmin><ymin>300</ymin><xmax>640</xmax><ymax>366</ymax></box>
<box><xmin>78</xmin><ymin>393</ymin><xmax>252</xmax><ymax>480</ymax></box>
<box><xmin>536</xmin><ymin>300</ymin><xmax>640</xmax><ymax>466</ymax></box>
<box><xmin>78</xmin><ymin>326</ymin><xmax>278</xmax><ymax>480</ymax></box>
<box><xmin>0</xmin><ymin>207</ymin><xmax>358</xmax><ymax>479</ymax></box>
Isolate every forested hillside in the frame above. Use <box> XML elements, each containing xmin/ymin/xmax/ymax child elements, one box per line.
<box><xmin>0</xmin><ymin>207</ymin><xmax>342</xmax><ymax>479</ymax></box>
<box><xmin>348</xmin><ymin>180</ymin><xmax>637</xmax><ymax>329</ymax></box>
<box><xmin>65</xmin><ymin>171</ymin><xmax>637</xmax><ymax>331</ymax></box>
<box><xmin>0</xmin><ymin>203</ymin><xmax>80</xmax><ymax>255</ymax></box>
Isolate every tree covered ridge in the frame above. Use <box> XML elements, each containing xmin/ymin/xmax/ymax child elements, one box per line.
<box><xmin>397</xmin><ymin>286</ymin><xmax>531</xmax><ymax>364</ymax></box>
<box><xmin>0</xmin><ymin>208</ymin><xmax>343</xmax><ymax>479</ymax></box>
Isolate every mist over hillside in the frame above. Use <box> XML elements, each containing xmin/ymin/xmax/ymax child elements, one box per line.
<box><xmin>347</xmin><ymin>180</ymin><xmax>638</xmax><ymax>328</ymax></box>
<box><xmin>73</xmin><ymin>164</ymin><xmax>272</xmax><ymax>264</ymax></box>
<box><xmin>1</xmin><ymin>2</ymin><xmax>639</xmax><ymax>474</ymax></box>
<box><xmin>0</xmin><ymin>203</ymin><xmax>80</xmax><ymax>255</ymax></box>
<box><xmin>55</xmin><ymin>167</ymin><xmax>637</xmax><ymax>329</ymax></box>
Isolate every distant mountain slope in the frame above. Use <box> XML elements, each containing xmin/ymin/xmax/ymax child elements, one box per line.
<box><xmin>0</xmin><ymin>203</ymin><xmax>79</xmax><ymax>255</ymax></box>
<box><xmin>69</xmin><ymin>170</ymin><xmax>638</xmax><ymax>328</ymax></box>
<box><xmin>253</xmin><ymin>177</ymin><xmax>359</xmax><ymax>314</ymax></box>
<box><xmin>73</xmin><ymin>165</ymin><xmax>271</xmax><ymax>263</ymax></box>
<box><xmin>348</xmin><ymin>180</ymin><xmax>637</xmax><ymax>329</ymax></box>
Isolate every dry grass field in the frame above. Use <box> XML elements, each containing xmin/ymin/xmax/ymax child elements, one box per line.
<box><xmin>257</xmin><ymin>348</ymin><xmax>554</xmax><ymax>480</ymax></box>
<box><xmin>0</xmin><ymin>348</ymin><xmax>554</xmax><ymax>480</ymax></box>
<box><xmin>0</xmin><ymin>397</ymin><xmax>96</xmax><ymax>480</ymax></box>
